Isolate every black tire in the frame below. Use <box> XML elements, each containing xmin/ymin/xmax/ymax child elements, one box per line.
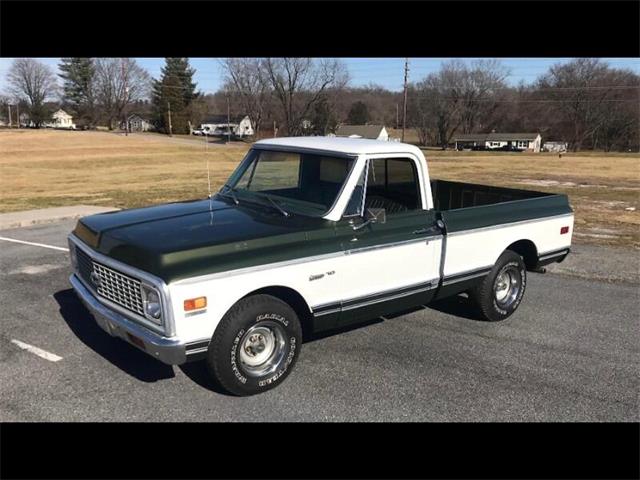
<box><xmin>206</xmin><ymin>294</ymin><xmax>302</xmax><ymax>396</ymax></box>
<box><xmin>469</xmin><ymin>250</ymin><xmax>527</xmax><ymax>322</ymax></box>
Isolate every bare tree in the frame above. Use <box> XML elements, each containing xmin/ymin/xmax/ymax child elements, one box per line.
<box><xmin>221</xmin><ymin>58</ymin><xmax>273</xmax><ymax>137</ymax></box>
<box><xmin>407</xmin><ymin>60</ymin><xmax>509</xmax><ymax>147</ymax></box>
<box><xmin>537</xmin><ymin>58</ymin><xmax>640</xmax><ymax>151</ymax></box>
<box><xmin>263</xmin><ymin>58</ymin><xmax>349</xmax><ymax>136</ymax></box>
<box><xmin>409</xmin><ymin>61</ymin><xmax>466</xmax><ymax>147</ymax></box>
<box><xmin>6</xmin><ymin>58</ymin><xmax>59</xmax><ymax>127</ymax></box>
<box><xmin>94</xmin><ymin>58</ymin><xmax>150</xmax><ymax>129</ymax></box>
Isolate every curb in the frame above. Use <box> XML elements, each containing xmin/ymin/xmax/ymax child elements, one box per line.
<box><xmin>0</xmin><ymin>206</ymin><xmax>119</xmax><ymax>230</ymax></box>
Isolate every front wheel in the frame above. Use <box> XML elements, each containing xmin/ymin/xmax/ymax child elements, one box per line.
<box><xmin>206</xmin><ymin>294</ymin><xmax>302</xmax><ymax>396</ymax></box>
<box><xmin>469</xmin><ymin>250</ymin><xmax>527</xmax><ymax>322</ymax></box>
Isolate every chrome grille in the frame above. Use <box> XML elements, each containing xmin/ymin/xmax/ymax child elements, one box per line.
<box><xmin>75</xmin><ymin>246</ymin><xmax>145</xmax><ymax>316</ymax></box>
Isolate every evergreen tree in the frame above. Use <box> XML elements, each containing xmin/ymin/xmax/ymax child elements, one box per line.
<box><xmin>151</xmin><ymin>58</ymin><xmax>200</xmax><ymax>134</ymax></box>
<box><xmin>346</xmin><ymin>101</ymin><xmax>370</xmax><ymax>125</ymax></box>
<box><xmin>58</xmin><ymin>58</ymin><xmax>96</xmax><ymax>127</ymax></box>
<box><xmin>311</xmin><ymin>96</ymin><xmax>338</xmax><ymax>135</ymax></box>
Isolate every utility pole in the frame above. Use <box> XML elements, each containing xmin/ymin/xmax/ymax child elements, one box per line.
<box><xmin>7</xmin><ymin>104</ymin><xmax>12</xmax><ymax>128</ymax></box>
<box><xmin>402</xmin><ymin>58</ymin><xmax>409</xmax><ymax>142</ymax></box>
<box><xmin>226</xmin><ymin>96</ymin><xmax>231</xmax><ymax>144</ymax></box>
<box><xmin>395</xmin><ymin>103</ymin><xmax>399</xmax><ymax>130</ymax></box>
<box><xmin>167</xmin><ymin>102</ymin><xmax>173</xmax><ymax>137</ymax></box>
<box><xmin>121</xmin><ymin>59</ymin><xmax>129</xmax><ymax>136</ymax></box>
<box><xmin>16</xmin><ymin>103</ymin><xmax>20</xmax><ymax>128</ymax></box>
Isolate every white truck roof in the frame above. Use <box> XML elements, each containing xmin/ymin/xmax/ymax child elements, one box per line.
<box><xmin>254</xmin><ymin>136</ymin><xmax>424</xmax><ymax>157</ymax></box>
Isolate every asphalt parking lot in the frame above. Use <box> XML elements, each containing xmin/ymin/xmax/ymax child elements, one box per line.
<box><xmin>1</xmin><ymin>220</ymin><xmax>638</xmax><ymax>422</ymax></box>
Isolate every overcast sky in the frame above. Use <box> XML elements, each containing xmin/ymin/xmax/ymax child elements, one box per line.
<box><xmin>0</xmin><ymin>57</ymin><xmax>638</xmax><ymax>94</ymax></box>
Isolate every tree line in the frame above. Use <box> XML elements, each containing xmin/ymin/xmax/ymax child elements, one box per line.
<box><xmin>2</xmin><ymin>57</ymin><xmax>638</xmax><ymax>151</ymax></box>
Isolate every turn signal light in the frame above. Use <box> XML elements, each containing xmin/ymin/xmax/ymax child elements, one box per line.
<box><xmin>560</xmin><ymin>226</ymin><xmax>569</xmax><ymax>234</ymax></box>
<box><xmin>184</xmin><ymin>296</ymin><xmax>207</xmax><ymax>311</ymax></box>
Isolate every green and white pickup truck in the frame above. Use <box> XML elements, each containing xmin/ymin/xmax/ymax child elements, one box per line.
<box><xmin>68</xmin><ymin>137</ymin><xmax>573</xmax><ymax>395</ymax></box>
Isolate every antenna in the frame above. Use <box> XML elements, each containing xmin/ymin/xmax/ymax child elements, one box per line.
<box><xmin>207</xmin><ymin>159</ymin><xmax>214</xmax><ymax>225</ymax></box>
<box><xmin>202</xmin><ymin>120</ymin><xmax>214</xmax><ymax>223</ymax></box>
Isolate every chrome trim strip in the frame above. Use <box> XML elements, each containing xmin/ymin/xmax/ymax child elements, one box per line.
<box><xmin>185</xmin><ymin>347</ymin><xmax>208</xmax><ymax>355</ymax></box>
<box><xmin>538</xmin><ymin>249</ymin><xmax>570</xmax><ymax>261</ymax></box>
<box><xmin>313</xmin><ymin>307</ymin><xmax>341</xmax><ymax>317</ymax></box>
<box><xmin>446</xmin><ymin>213</ymin><xmax>574</xmax><ymax>237</ymax></box>
<box><xmin>441</xmin><ymin>266</ymin><xmax>493</xmax><ymax>286</ymax></box>
<box><xmin>311</xmin><ymin>279</ymin><xmax>438</xmax><ymax>316</ymax></box>
<box><xmin>68</xmin><ymin>234</ymin><xmax>176</xmax><ymax>337</ymax></box>
<box><xmin>173</xmin><ymin>236</ymin><xmax>441</xmax><ymax>285</ymax></box>
<box><xmin>173</xmin><ymin>250</ymin><xmax>346</xmax><ymax>285</ymax></box>
<box><xmin>342</xmin><ymin>284</ymin><xmax>435</xmax><ymax>311</ymax></box>
<box><xmin>346</xmin><ymin>236</ymin><xmax>441</xmax><ymax>255</ymax></box>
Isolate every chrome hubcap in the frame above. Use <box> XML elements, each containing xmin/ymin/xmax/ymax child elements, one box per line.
<box><xmin>494</xmin><ymin>267</ymin><xmax>521</xmax><ymax>307</ymax></box>
<box><xmin>238</xmin><ymin>321</ymin><xmax>286</xmax><ymax>377</ymax></box>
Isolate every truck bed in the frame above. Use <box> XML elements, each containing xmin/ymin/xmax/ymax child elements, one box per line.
<box><xmin>430</xmin><ymin>179</ymin><xmax>573</xmax><ymax>233</ymax></box>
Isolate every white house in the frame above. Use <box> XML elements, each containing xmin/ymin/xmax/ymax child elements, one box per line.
<box><xmin>335</xmin><ymin>124</ymin><xmax>389</xmax><ymax>141</ymax></box>
<box><xmin>543</xmin><ymin>141</ymin><xmax>568</xmax><ymax>153</ymax></box>
<box><xmin>45</xmin><ymin>109</ymin><xmax>75</xmax><ymax>129</ymax></box>
<box><xmin>454</xmin><ymin>133</ymin><xmax>542</xmax><ymax>152</ymax></box>
<box><xmin>122</xmin><ymin>114</ymin><xmax>152</xmax><ymax>132</ymax></box>
<box><xmin>200</xmin><ymin>115</ymin><xmax>254</xmax><ymax>138</ymax></box>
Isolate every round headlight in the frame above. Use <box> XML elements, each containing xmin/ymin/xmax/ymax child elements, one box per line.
<box><xmin>143</xmin><ymin>287</ymin><xmax>162</xmax><ymax>322</ymax></box>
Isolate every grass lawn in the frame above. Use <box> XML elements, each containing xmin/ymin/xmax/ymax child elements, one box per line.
<box><xmin>1</xmin><ymin>129</ymin><xmax>638</xmax><ymax>248</ymax></box>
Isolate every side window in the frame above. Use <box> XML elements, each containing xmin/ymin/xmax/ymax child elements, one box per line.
<box><xmin>365</xmin><ymin>158</ymin><xmax>421</xmax><ymax>214</ymax></box>
<box><xmin>343</xmin><ymin>158</ymin><xmax>422</xmax><ymax>218</ymax></box>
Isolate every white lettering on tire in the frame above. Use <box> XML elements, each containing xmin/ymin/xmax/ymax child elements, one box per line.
<box><xmin>256</xmin><ymin>313</ymin><xmax>288</xmax><ymax>326</ymax></box>
<box><xmin>230</xmin><ymin>328</ymin><xmax>247</xmax><ymax>384</ymax></box>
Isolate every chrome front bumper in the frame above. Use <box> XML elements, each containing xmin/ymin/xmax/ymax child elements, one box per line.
<box><xmin>70</xmin><ymin>273</ymin><xmax>188</xmax><ymax>365</ymax></box>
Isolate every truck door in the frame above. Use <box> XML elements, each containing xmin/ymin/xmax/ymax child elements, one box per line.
<box><xmin>334</xmin><ymin>156</ymin><xmax>443</xmax><ymax>326</ymax></box>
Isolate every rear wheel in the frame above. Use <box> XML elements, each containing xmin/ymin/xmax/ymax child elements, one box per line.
<box><xmin>206</xmin><ymin>294</ymin><xmax>302</xmax><ymax>396</ymax></box>
<box><xmin>469</xmin><ymin>250</ymin><xmax>527</xmax><ymax>322</ymax></box>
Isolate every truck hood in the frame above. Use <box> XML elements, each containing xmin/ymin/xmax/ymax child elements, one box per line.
<box><xmin>73</xmin><ymin>198</ymin><xmax>336</xmax><ymax>283</ymax></box>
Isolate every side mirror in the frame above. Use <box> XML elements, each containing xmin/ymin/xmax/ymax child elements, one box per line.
<box><xmin>366</xmin><ymin>207</ymin><xmax>386</xmax><ymax>225</ymax></box>
<box><xmin>352</xmin><ymin>208</ymin><xmax>386</xmax><ymax>230</ymax></box>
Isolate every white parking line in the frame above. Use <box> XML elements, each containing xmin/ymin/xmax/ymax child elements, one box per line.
<box><xmin>0</xmin><ymin>236</ymin><xmax>69</xmax><ymax>252</ymax></box>
<box><xmin>11</xmin><ymin>339</ymin><xmax>63</xmax><ymax>362</ymax></box>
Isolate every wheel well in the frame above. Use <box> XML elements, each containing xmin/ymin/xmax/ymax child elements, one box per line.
<box><xmin>506</xmin><ymin>240</ymin><xmax>538</xmax><ymax>269</ymax></box>
<box><xmin>244</xmin><ymin>286</ymin><xmax>313</xmax><ymax>338</ymax></box>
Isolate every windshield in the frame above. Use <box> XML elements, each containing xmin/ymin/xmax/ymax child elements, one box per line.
<box><xmin>226</xmin><ymin>148</ymin><xmax>356</xmax><ymax>217</ymax></box>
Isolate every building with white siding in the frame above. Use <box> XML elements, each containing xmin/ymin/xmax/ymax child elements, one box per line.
<box><xmin>454</xmin><ymin>133</ymin><xmax>542</xmax><ymax>152</ymax></box>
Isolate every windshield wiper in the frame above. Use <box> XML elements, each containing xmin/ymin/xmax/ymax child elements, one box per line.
<box><xmin>264</xmin><ymin>195</ymin><xmax>290</xmax><ymax>217</ymax></box>
<box><xmin>219</xmin><ymin>184</ymin><xmax>239</xmax><ymax>205</ymax></box>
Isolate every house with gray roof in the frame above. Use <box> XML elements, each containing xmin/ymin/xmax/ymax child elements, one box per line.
<box><xmin>335</xmin><ymin>124</ymin><xmax>389</xmax><ymax>141</ymax></box>
<box><xmin>454</xmin><ymin>133</ymin><xmax>542</xmax><ymax>152</ymax></box>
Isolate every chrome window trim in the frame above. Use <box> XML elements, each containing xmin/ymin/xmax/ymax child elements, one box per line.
<box><xmin>68</xmin><ymin>234</ymin><xmax>176</xmax><ymax>337</ymax></box>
